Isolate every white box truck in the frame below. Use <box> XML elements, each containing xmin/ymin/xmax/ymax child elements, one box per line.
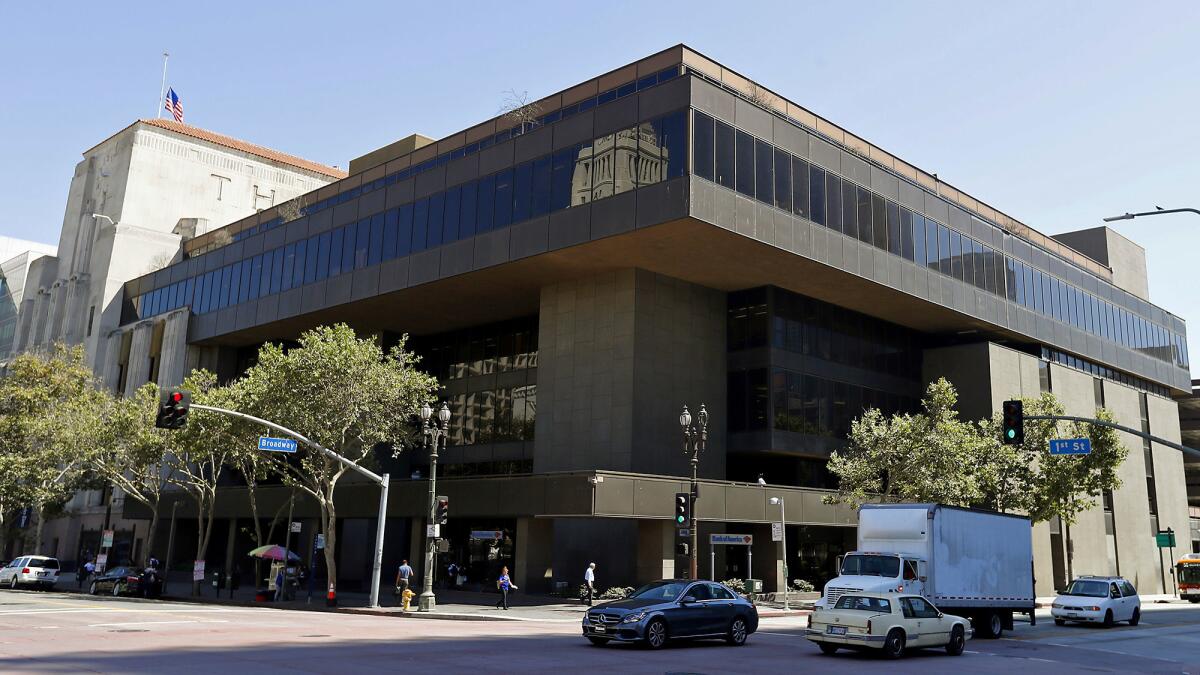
<box><xmin>820</xmin><ymin>503</ymin><xmax>1035</xmax><ymax>638</ymax></box>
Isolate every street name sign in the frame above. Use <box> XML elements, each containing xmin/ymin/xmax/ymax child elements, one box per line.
<box><xmin>258</xmin><ymin>436</ymin><xmax>298</xmax><ymax>453</ymax></box>
<box><xmin>1049</xmin><ymin>438</ymin><xmax>1091</xmax><ymax>456</ymax></box>
<box><xmin>1156</xmin><ymin>530</ymin><xmax>1176</xmax><ymax>548</ymax></box>
<box><xmin>710</xmin><ymin>534</ymin><xmax>753</xmax><ymax>546</ymax></box>
<box><xmin>677</xmin><ymin>528</ymin><xmax>690</xmax><ymax>537</ymax></box>
<box><xmin>470</xmin><ymin>530</ymin><xmax>504</xmax><ymax>540</ymax></box>
<box><xmin>101</xmin><ymin>530</ymin><xmax>114</xmax><ymax>547</ymax></box>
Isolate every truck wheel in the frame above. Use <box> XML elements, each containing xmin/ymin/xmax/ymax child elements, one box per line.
<box><xmin>977</xmin><ymin>612</ymin><xmax>1003</xmax><ymax>639</ymax></box>
<box><xmin>946</xmin><ymin>625</ymin><xmax>966</xmax><ymax>656</ymax></box>
<box><xmin>883</xmin><ymin>629</ymin><xmax>905</xmax><ymax>659</ymax></box>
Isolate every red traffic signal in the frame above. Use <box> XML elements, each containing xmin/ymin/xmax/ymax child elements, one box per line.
<box><xmin>155</xmin><ymin>389</ymin><xmax>191</xmax><ymax>429</ymax></box>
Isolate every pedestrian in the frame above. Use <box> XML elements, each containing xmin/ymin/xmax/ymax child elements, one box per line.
<box><xmin>395</xmin><ymin>559</ymin><xmax>414</xmax><ymax>602</ymax></box>
<box><xmin>78</xmin><ymin>559</ymin><xmax>95</xmax><ymax>589</ymax></box>
<box><xmin>583</xmin><ymin>562</ymin><xmax>596</xmax><ymax>605</ymax></box>
<box><xmin>447</xmin><ymin>562</ymin><xmax>458</xmax><ymax>588</ymax></box>
<box><xmin>495</xmin><ymin>566</ymin><xmax>517</xmax><ymax>610</ymax></box>
<box><xmin>273</xmin><ymin>565</ymin><xmax>285</xmax><ymax>602</ymax></box>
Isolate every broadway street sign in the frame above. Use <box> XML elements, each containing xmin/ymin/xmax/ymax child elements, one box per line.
<box><xmin>258</xmin><ymin>436</ymin><xmax>298</xmax><ymax>453</ymax></box>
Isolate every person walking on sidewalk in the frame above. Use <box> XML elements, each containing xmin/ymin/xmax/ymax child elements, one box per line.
<box><xmin>273</xmin><ymin>566</ymin><xmax>286</xmax><ymax>602</ymax></box>
<box><xmin>78</xmin><ymin>559</ymin><xmax>95</xmax><ymax>589</ymax></box>
<box><xmin>583</xmin><ymin>562</ymin><xmax>596</xmax><ymax>605</ymax></box>
<box><xmin>395</xmin><ymin>560</ymin><xmax>414</xmax><ymax>595</ymax></box>
<box><xmin>495</xmin><ymin>566</ymin><xmax>517</xmax><ymax>610</ymax></box>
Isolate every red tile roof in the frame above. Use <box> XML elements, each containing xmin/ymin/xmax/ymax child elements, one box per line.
<box><xmin>133</xmin><ymin>119</ymin><xmax>347</xmax><ymax>179</ymax></box>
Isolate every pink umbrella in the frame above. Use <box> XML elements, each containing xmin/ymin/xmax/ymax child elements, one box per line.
<box><xmin>247</xmin><ymin>545</ymin><xmax>300</xmax><ymax>561</ymax></box>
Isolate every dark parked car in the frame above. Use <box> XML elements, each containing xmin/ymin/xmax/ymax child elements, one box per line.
<box><xmin>88</xmin><ymin>566</ymin><xmax>162</xmax><ymax>598</ymax></box>
<box><xmin>582</xmin><ymin>579</ymin><xmax>758</xmax><ymax>649</ymax></box>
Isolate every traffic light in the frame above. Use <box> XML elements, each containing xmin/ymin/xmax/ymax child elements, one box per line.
<box><xmin>1001</xmin><ymin>400</ymin><xmax>1024</xmax><ymax>445</ymax></box>
<box><xmin>677</xmin><ymin>542</ymin><xmax>689</xmax><ymax>556</ymax></box>
<box><xmin>435</xmin><ymin>496</ymin><xmax>449</xmax><ymax>525</ymax></box>
<box><xmin>674</xmin><ymin>492</ymin><xmax>691</xmax><ymax>528</ymax></box>
<box><xmin>155</xmin><ymin>388</ymin><xmax>191</xmax><ymax>429</ymax></box>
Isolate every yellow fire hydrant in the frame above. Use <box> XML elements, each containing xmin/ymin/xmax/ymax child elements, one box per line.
<box><xmin>401</xmin><ymin>587</ymin><xmax>415</xmax><ymax>611</ymax></box>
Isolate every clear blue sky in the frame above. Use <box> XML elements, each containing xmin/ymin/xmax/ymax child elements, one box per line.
<box><xmin>3</xmin><ymin>1</ymin><xmax>1199</xmax><ymax>374</ymax></box>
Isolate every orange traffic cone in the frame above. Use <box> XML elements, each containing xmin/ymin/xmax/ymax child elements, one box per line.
<box><xmin>326</xmin><ymin>582</ymin><xmax>337</xmax><ymax>607</ymax></box>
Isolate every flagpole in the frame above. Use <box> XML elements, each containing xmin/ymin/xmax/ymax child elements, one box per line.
<box><xmin>157</xmin><ymin>51</ymin><xmax>169</xmax><ymax>119</ymax></box>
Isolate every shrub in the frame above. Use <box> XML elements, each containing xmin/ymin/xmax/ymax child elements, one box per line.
<box><xmin>599</xmin><ymin>586</ymin><xmax>635</xmax><ymax>600</ymax></box>
<box><xmin>791</xmin><ymin>579</ymin><xmax>815</xmax><ymax>593</ymax></box>
<box><xmin>720</xmin><ymin>578</ymin><xmax>746</xmax><ymax>594</ymax></box>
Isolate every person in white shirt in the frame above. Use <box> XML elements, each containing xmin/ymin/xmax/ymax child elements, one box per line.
<box><xmin>584</xmin><ymin>562</ymin><xmax>596</xmax><ymax>605</ymax></box>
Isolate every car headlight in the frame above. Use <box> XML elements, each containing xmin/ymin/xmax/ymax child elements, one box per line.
<box><xmin>1051</xmin><ymin>603</ymin><xmax>1062</xmax><ymax>609</ymax></box>
<box><xmin>621</xmin><ymin>611</ymin><xmax>647</xmax><ymax>624</ymax></box>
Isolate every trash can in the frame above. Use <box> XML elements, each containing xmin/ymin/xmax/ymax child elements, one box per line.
<box><xmin>744</xmin><ymin>579</ymin><xmax>762</xmax><ymax>595</ymax></box>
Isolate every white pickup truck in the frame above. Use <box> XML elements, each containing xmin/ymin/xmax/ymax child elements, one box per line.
<box><xmin>820</xmin><ymin>504</ymin><xmax>1035</xmax><ymax>638</ymax></box>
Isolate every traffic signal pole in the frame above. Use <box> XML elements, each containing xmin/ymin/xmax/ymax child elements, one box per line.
<box><xmin>188</xmin><ymin>403</ymin><xmax>390</xmax><ymax>609</ymax></box>
<box><xmin>1023</xmin><ymin>414</ymin><xmax>1200</xmax><ymax>460</ymax></box>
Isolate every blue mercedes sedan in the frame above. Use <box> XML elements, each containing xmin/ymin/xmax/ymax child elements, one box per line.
<box><xmin>582</xmin><ymin>579</ymin><xmax>759</xmax><ymax>649</ymax></box>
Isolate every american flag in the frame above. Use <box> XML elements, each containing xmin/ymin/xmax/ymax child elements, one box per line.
<box><xmin>164</xmin><ymin>88</ymin><xmax>184</xmax><ymax>123</ymax></box>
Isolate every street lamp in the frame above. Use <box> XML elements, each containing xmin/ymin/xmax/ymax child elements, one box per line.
<box><xmin>1103</xmin><ymin>207</ymin><xmax>1200</xmax><ymax>222</ymax></box>
<box><xmin>90</xmin><ymin>213</ymin><xmax>117</xmax><ymax>227</ymax></box>
<box><xmin>679</xmin><ymin>404</ymin><xmax>707</xmax><ymax>580</ymax></box>
<box><xmin>769</xmin><ymin>496</ymin><xmax>789</xmax><ymax>612</ymax></box>
<box><xmin>418</xmin><ymin>401</ymin><xmax>451</xmax><ymax>612</ymax></box>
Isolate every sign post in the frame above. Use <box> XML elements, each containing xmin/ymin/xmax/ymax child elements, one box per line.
<box><xmin>101</xmin><ymin>530</ymin><xmax>114</xmax><ymax>548</ymax></box>
<box><xmin>1049</xmin><ymin>438</ymin><xmax>1092</xmax><ymax>456</ymax></box>
<box><xmin>1157</xmin><ymin>529</ymin><xmax>1178</xmax><ymax>597</ymax></box>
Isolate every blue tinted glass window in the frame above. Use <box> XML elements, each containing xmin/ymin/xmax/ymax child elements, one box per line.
<box><xmin>382</xmin><ymin>209</ymin><xmax>398</xmax><ymax>260</ymax></box>
<box><xmin>184</xmin><ymin>277</ymin><xmax>195</xmax><ymax>308</ymax></box>
<box><xmin>427</xmin><ymin>193</ymin><xmax>445</xmax><ymax>248</ymax></box>
<box><xmin>938</xmin><ymin>225</ymin><xmax>952</xmax><ymax>276</ymax></box>
<box><xmin>872</xmin><ymin>195</ymin><xmax>888</xmax><ymax>251</ymax></box>
<box><xmin>617</xmin><ymin>82</ymin><xmax>635</xmax><ymax>97</ymax></box>
<box><xmin>354</xmin><ymin>219</ymin><xmax>370</xmax><ymax>269</ymax></box>
<box><xmin>911</xmin><ymin>210</ymin><xmax>925</xmax><ymax>264</ymax></box>
<box><xmin>494</xmin><ymin>169</ymin><xmax>513</xmax><ymax>227</ymax></box>
<box><xmin>270</xmin><ymin>247</ymin><xmax>284</xmax><ymax>294</ymax></box>
<box><xmin>458</xmin><ymin>183</ymin><xmax>477</xmax><ymax>238</ymax></box>
<box><xmin>258</xmin><ymin>251</ymin><xmax>272</xmax><ymax>297</ymax></box>
<box><xmin>218</xmin><ymin>265</ymin><xmax>233</xmax><ymax>310</ymax></box>
<box><xmin>579</xmin><ymin>97</ymin><xmax>596</xmax><ymax>112</ymax></box>
<box><xmin>281</xmin><ymin>243</ymin><xmax>296</xmax><ymax>292</ymax></box>
<box><xmin>396</xmin><ymin>204</ymin><xmax>413</xmax><ymax>256</ymax></box>
<box><xmin>637</xmin><ymin>74</ymin><xmax>657</xmax><ymax>90</ymax></box>
<box><xmin>715</xmin><ymin>121</ymin><xmax>735</xmax><ymax>188</ymax></box>
<box><xmin>826</xmin><ymin>174</ymin><xmax>842</xmax><ymax>233</ymax></box>
<box><xmin>315</xmin><ymin>233</ymin><xmax>330</xmax><ymax>280</ymax></box>
<box><xmin>240</xmin><ymin>259</ymin><xmax>253</xmax><ymax>303</ymax></box>
<box><xmin>341</xmin><ymin>222</ymin><xmax>357</xmax><ymax>272</ymax></box>
<box><xmin>443</xmin><ymin>188</ymin><xmax>461</xmax><ymax>242</ymax></box>
<box><xmin>531</xmin><ymin>156</ymin><xmax>551</xmax><ymax>217</ymax></box>
<box><xmin>412</xmin><ymin>199</ymin><xmax>429</xmax><ymax>252</ymax></box>
<box><xmin>551</xmin><ymin>147</ymin><xmax>575</xmax><ymax>211</ymax></box>
<box><xmin>303</xmin><ymin>236</ymin><xmax>318</xmax><ymax>285</ymax></box>
<box><xmin>898</xmin><ymin>205</ymin><xmax>913</xmax><ymax>260</ymax></box>
<box><xmin>598</xmin><ymin>89</ymin><xmax>616</xmax><ymax>104</ymax></box>
<box><xmin>754</xmin><ymin>139</ymin><xmax>773</xmax><ymax>204</ymax></box>
<box><xmin>808</xmin><ymin>165</ymin><xmax>825</xmax><ymax>226</ymax></box>
<box><xmin>950</xmin><ymin>231</ymin><xmax>963</xmax><ymax>281</ymax></box>
<box><xmin>659</xmin><ymin>110</ymin><xmax>686</xmax><ymax>180</ymax></box>
<box><xmin>476</xmin><ymin>175</ymin><xmax>495</xmax><ymax>232</ymax></box>
<box><xmin>693</xmin><ymin>111</ymin><xmax>715</xmax><ymax>181</ymax></box>
<box><xmin>792</xmin><ymin>157</ymin><xmax>809</xmax><ymax>219</ymax></box>
<box><xmin>512</xmin><ymin>162</ymin><xmax>532</xmax><ymax>223</ymax></box>
<box><xmin>292</xmin><ymin>239</ymin><xmax>308</xmax><ymax>288</ymax></box>
<box><xmin>329</xmin><ymin>229</ymin><xmax>343</xmax><ymax>277</ymax></box>
<box><xmin>773</xmin><ymin>148</ymin><xmax>791</xmax><ymax>211</ymax></box>
<box><xmin>368</xmin><ymin>213</ymin><xmax>384</xmax><ymax>265</ymax></box>
<box><xmin>735</xmin><ymin>130</ymin><xmax>755</xmax><ymax>197</ymax></box>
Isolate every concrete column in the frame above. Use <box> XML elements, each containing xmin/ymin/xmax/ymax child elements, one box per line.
<box><xmin>123</xmin><ymin>321</ymin><xmax>153</xmax><ymax>397</ymax></box>
<box><xmin>45</xmin><ymin>280</ymin><xmax>67</xmax><ymax>345</ymax></box>
<box><xmin>636</xmin><ymin>520</ymin><xmax>674</xmax><ymax>585</ymax></box>
<box><xmin>12</xmin><ymin>298</ymin><xmax>36</xmax><ymax>354</ymax></box>
<box><xmin>514</xmin><ymin>517</ymin><xmax>554</xmax><ymax>594</ymax></box>
<box><xmin>28</xmin><ymin>288</ymin><xmax>50</xmax><ymax>347</ymax></box>
<box><xmin>61</xmin><ymin>275</ymin><xmax>90</xmax><ymax>344</ymax></box>
<box><xmin>100</xmin><ymin>330</ymin><xmax>124</xmax><ymax>392</ymax></box>
<box><xmin>157</xmin><ymin>310</ymin><xmax>191</xmax><ymax>389</ymax></box>
<box><xmin>1147</xmin><ymin>393</ymin><xmax>1187</xmax><ymax>595</ymax></box>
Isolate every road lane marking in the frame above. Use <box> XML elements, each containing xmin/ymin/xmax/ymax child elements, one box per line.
<box><xmin>88</xmin><ymin>619</ymin><xmax>230</xmax><ymax>627</ymax></box>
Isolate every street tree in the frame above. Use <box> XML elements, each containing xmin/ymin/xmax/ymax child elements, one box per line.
<box><xmin>825</xmin><ymin>378</ymin><xmax>993</xmax><ymax>508</ymax></box>
<box><xmin>1007</xmin><ymin>392</ymin><xmax>1126</xmax><ymax>580</ymax></box>
<box><xmin>0</xmin><ymin>345</ymin><xmax>104</xmax><ymax>552</ymax></box>
<box><xmin>90</xmin><ymin>383</ymin><xmax>176</xmax><ymax>565</ymax></box>
<box><xmin>237</xmin><ymin>324</ymin><xmax>439</xmax><ymax>594</ymax></box>
<box><xmin>163</xmin><ymin>370</ymin><xmax>256</xmax><ymax>593</ymax></box>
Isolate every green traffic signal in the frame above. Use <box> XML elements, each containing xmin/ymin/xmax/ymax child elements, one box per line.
<box><xmin>1006</xmin><ymin>429</ymin><xmax>1015</xmax><ymax>439</ymax></box>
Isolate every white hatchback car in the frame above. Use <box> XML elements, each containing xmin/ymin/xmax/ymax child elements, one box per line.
<box><xmin>1051</xmin><ymin>576</ymin><xmax>1140</xmax><ymax>627</ymax></box>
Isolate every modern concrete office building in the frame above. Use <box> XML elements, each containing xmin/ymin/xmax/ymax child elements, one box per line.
<box><xmin>5</xmin><ymin>119</ymin><xmax>344</xmax><ymax>564</ymax></box>
<box><xmin>110</xmin><ymin>45</ymin><xmax>1190</xmax><ymax>596</ymax></box>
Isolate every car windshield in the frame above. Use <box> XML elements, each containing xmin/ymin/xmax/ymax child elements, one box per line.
<box><xmin>841</xmin><ymin>554</ymin><xmax>900</xmax><ymax>577</ymax></box>
<box><xmin>1063</xmin><ymin>580</ymin><xmax>1110</xmax><ymax>597</ymax></box>
<box><xmin>628</xmin><ymin>581</ymin><xmax>688</xmax><ymax>601</ymax></box>
<box><xmin>28</xmin><ymin>558</ymin><xmax>59</xmax><ymax>570</ymax></box>
<box><xmin>1178</xmin><ymin>565</ymin><xmax>1200</xmax><ymax>585</ymax></box>
<box><xmin>834</xmin><ymin>595</ymin><xmax>892</xmax><ymax>612</ymax></box>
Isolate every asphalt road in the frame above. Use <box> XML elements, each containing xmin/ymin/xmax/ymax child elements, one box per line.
<box><xmin>1</xmin><ymin>590</ymin><xmax>1198</xmax><ymax>674</ymax></box>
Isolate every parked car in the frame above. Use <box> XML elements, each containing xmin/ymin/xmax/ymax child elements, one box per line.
<box><xmin>581</xmin><ymin>579</ymin><xmax>758</xmax><ymax>649</ymax></box>
<box><xmin>89</xmin><ymin>566</ymin><xmax>162</xmax><ymax>598</ymax></box>
<box><xmin>1051</xmin><ymin>576</ymin><xmax>1140</xmax><ymax>627</ymax></box>
<box><xmin>806</xmin><ymin>592</ymin><xmax>971</xmax><ymax>659</ymax></box>
<box><xmin>0</xmin><ymin>556</ymin><xmax>60</xmax><ymax>590</ymax></box>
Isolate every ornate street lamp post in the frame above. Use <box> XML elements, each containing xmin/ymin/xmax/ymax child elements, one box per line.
<box><xmin>418</xmin><ymin>401</ymin><xmax>451</xmax><ymax>612</ymax></box>
<box><xmin>679</xmin><ymin>404</ymin><xmax>707</xmax><ymax>580</ymax></box>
